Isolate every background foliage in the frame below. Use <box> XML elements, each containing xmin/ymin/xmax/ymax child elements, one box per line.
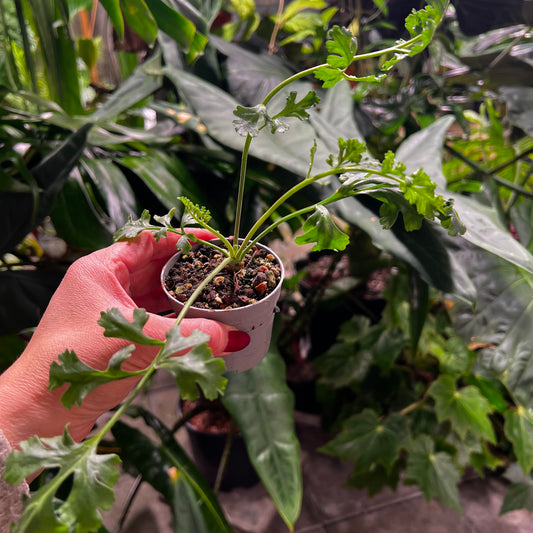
<box><xmin>1</xmin><ymin>0</ymin><xmax>533</xmax><ymax>530</ymax></box>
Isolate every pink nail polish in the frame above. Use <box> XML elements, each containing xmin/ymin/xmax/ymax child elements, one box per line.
<box><xmin>224</xmin><ymin>330</ymin><xmax>250</xmax><ymax>352</ymax></box>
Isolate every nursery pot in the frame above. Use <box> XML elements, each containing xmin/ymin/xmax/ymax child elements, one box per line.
<box><xmin>161</xmin><ymin>240</ymin><xmax>285</xmax><ymax>372</ymax></box>
<box><xmin>179</xmin><ymin>398</ymin><xmax>259</xmax><ymax>491</ymax></box>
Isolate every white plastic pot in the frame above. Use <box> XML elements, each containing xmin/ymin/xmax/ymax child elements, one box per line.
<box><xmin>161</xmin><ymin>241</ymin><xmax>285</xmax><ymax>372</ymax></box>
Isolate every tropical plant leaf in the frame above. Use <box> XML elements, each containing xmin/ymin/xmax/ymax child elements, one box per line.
<box><xmin>405</xmin><ymin>435</ymin><xmax>462</xmax><ymax>513</ymax></box>
<box><xmin>4</xmin><ymin>429</ymin><xmax>120</xmax><ymax>533</ymax></box>
<box><xmin>49</xmin><ymin>347</ymin><xmax>141</xmax><ymax>408</ymax></box>
<box><xmin>100</xmin><ymin>0</ymin><xmax>124</xmax><ymax>39</ymax></box>
<box><xmin>320</xmin><ymin>409</ymin><xmax>407</xmax><ymax>473</ymax></box>
<box><xmin>112</xmin><ymin>416</ymin><xmax>231</xmax><ymax>533</ymax></box>
<box><xmin>428</xmin><ymin>375</ymin><xmax>496</xmax><ymax>443</ymax></box>
<box><xmin>501</xmin><ymin>463</ymin><xmax>533</xmax><ymax>514</ymax></box>
<box><xmin>221</xmin><ymin>351</ymin><xmax>302</xmax><ymax>530</ymax></box>
<box><xmin>120</xmin><ymin>0</ymin><xmax>158</xmax><ymax>45</ymax></box>
<box><xmin>504</xmin><ymin>406</ymin><xmax>533</xmax><ymax>474</ymax></box>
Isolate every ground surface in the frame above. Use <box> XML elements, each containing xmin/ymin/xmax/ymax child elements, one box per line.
<box><xmin>100</xmin><ymin>371</ymin><xmax>533</xmax><ymax>533</ymax></box>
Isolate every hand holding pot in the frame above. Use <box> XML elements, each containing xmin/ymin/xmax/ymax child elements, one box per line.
<box><xmin>0</xmin><ymin>230</ymin><xmax>249</xmax><ymax>450</ymax></box>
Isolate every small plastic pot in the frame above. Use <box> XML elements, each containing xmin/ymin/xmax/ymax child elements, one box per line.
<box><xmin>161</xmin><ymin>240</ymin><xmax>285</xmax><ymax>372</ymax></box>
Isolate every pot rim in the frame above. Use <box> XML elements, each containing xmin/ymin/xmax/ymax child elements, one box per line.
<box><xmin>161</xmin><ymin>239</ymin><xmax>285</xmax><ymax>314</ymax></box>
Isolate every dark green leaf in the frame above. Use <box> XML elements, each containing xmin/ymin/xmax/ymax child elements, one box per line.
<box><xmin>504</xmin><ymin>407</ymin><xmax>533</xmax><ymax>474</ymax></box>
<box><xmin>112</xmin><ymin>418</ymin><xmax>231</xmax><ymax>533</ymax></box>
<box><xmin>222</xmin><ymin>351</ymin><xmax>302</xmax><ymax>530</ymax></box>
<box><xmin>5</xmin><ymin>429</ymin><xmax>120</xmax><ymax>533</ymax></box>
<box><xmin>405</xmin><ymin>435</ymin><xmax>462</xmax><ymax>513</ymax></box>
<box><xmin>98</xmin><ymin>308</ymin><xmax>163</xmax><ymax>346</ymax></box>
<box><xmin>49</xmin><ymin>347</ymin><xmax>141</xmax><ymax>408</ymax></box>
<box><xmin>501</xmin><ymin>464</ymin><xmax>533</xmax><ymax>514</ymax></box>
<box><xmin>120</xmin><ymin>0</ymin><xmax>158</xmax><ymax>45</ymax></box>
<box><xmin>100</xmin><ymin>0</ymin><xmax>124</xmax><ymax>39</ymax></box>
<box><xmin>346</xmin><ymin>461</ymin><xmax>401</xmax><ymax>497</ymax></box>
<box><xmin>428</xmin><ymin>375</ymin><xmax>496</xmax><ymax>443</ymax></box>
<box><xmin>144</xmin><ymin>0</ymin><xmax>198</xmax><ymax>51</ymax></box>
<box><xmin>320</xmin><ymin>409</ymin><xmax>407</xmax><ymax>473</ymax></box>
<box><xmin>294</xmin><ymin>205</ymin><xmax>350</xmax><ymax>251</ymax></box>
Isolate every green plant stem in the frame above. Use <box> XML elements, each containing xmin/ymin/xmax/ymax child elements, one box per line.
<box><xmin>213</xmin><ymin>422</ymin><xmax>236</xmax><ymax>494</ymax></box>
<box><xmin>399</xmin><ymin>398</ymin><xmax>426</xmax><ymax>416</ymax></box>
<box><xmin>233</xmin><ymin>133</ymin><xmax>253</xmax><ymax>249</ymax></box>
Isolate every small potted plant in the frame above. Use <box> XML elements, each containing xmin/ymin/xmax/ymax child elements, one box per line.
<box><xmin>115</xmin><ymin>7</ymin><xmax>463</xmax><ymax>373</ymax></box>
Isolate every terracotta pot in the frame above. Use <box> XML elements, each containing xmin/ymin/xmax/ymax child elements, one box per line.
<box><xmin>161</xmin><ymin>240</ymin><xmax>285</xmax><ymax>372</ymax></box>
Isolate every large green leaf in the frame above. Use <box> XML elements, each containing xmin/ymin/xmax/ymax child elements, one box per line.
<box><xmin>501</xmin><ymin>463</ymin><xmax>533</xmax><ymax>514</ymax></box>
<box><xmin>396</xmin><ymin>116</ymin><xmax>533</xmax><ymax>274</ymax></box>
<box><xmin>221</xmin><ymin>351</ymin><xmax>302</xmax><ymax>530</ymax></box>
<box><xmin>504</xmin><ymin>406</ymin><xmax>533</xmax><ymax>474</ymax></box>
<box><xmin>453</xmin><ymin>242</ymin><xmax>533</xmax><ymax>408</ymax></box>
<box><xmin>112</xmin><ymin>415</ymin><xmax>231</xmax><ymax>533</ymax></box>
<box><xmin>320</xmin><ymin>409</ymin><xmax>407</xmax><ymax>472</ymax></box>
<box><xmin>428</xmin><ymin>375</ymin><xmax>496</xmax><ymax>443</ymax></box>
<box><xmin>81</xmin><ymin>157</ymin><xmax>138</xmax><ymax>230</ymax></box>
<box><xmin>118</xmin><ymin>154</ymin><xmax>185</xmax><ymax>213</ymax></box>
<box><xmin>91</xmin><ymin>52</ymin><xmax>162</xmax><ymax>122</ymax></box>
<box><xmin>405</xmin><ymin>435</ymin><xmax>462</xmax><ymax>513</ymax></box>
<box><xmin>120</xmin><ymin>0</ymin><xmax>158</xmax><ymax>45</ymax></box>
<box><xmin>99</xmin><ymin>0</ymin><xmax>124</xmax><ymax>39</ymax></box>
<box><xmin>0</xmin><ymin>123</ymin><xmax>92</xmax><ymax>253</ymax></box>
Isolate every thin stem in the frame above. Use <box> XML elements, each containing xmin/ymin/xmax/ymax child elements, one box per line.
<box><xmin>399</xmin><ymin>398</ymin><xmax>426</xmax><ymax>416</ymax></box>
<box><xmin>268</xmin><ymin>0</ymin><xmax>284</xmax><ymax>55</ymax></box>
<box><xmin>233</xmin><ymin>134</ymin><xmax>253</xmax><ymax>249</ymax></box>
<box><xmin>213</xmin><ymin>422</ymin><xmax>236</xmax><ymax>494</ymax></box>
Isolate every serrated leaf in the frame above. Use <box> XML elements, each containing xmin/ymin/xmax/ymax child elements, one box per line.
<box><xmin>428</xmin><ymin>375</ymin><xmax>496</xmax><ymax>443</ymax></box>
<box><xmin>232</xmin><ymin>104</ymin><xmax>268</xmax><ymax>137</ymax></box>
<box><xmin>272</xmin><ymin>91</ymin><xmax>320</xmax><ymax>122</ymax></box>
<box><xmin>320</xmin><ymin>409</ymin><xmax>407</xmax><ymax>473</ymax></box>
<box><xmin>157</xmin><ymin>342</ymin><xmax>226</xmax><ymax>400</ymax></box>
<box><xmin>504</xmin><ymin>406</ymin><xmax>533</xmax><ymax>474</ymax></box>
<box><xmin>5</xmin><ymin>429</ymin><xmax>120</xmax><ymax>533</ymax></box>
<box><xmin>501</xmin><ymin>464</ymin><xmax>533</xmax><ymax>514</ymax></box>
<box><xmin>113</xmin><ymin>210</ymin><xmax>153</xmax><ymax>241</ymax></box>
<box><xmin>294</xmin><ymin>205</ymin><xmax>350</xmax><ymax>251</ymax></box>
<box><xmin>98</xmin><ymin>308</ymin><xmax>163</xmax><ymax>346</ymax></box>
<box><xmin>49</xmin><ymin>347</ymin><xmax>141</xmax><ymax>408</ymax></box>
<box><xmin>325</xmin><ymin>26</ymin><xmax>357</xmax><ymax>69</ymax></box>
<box><xmin>405</xmin><ymin>435</ymin><xmax>462</xmax><ymax>513</ymax></box>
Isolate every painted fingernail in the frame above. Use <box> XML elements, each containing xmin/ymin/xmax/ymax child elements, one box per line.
<box><xmin>224</xmin><ymin>330</ymin><xmax>250</xmax><ymax>352</ymax></box>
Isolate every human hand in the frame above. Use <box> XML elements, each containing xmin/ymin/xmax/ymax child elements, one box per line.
<box><xmin>0</xmin><ymin>230</ymin><xmax>249</xmax><ymax>449</ymax></box>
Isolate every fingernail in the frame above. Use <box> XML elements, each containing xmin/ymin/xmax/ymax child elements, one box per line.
<box><xmin>224</xmin><ymin>330</ymin><xmax>250</xmax><ymax>352</ymax></box>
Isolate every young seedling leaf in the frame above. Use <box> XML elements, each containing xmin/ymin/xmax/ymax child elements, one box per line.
<box><xmin>325</xmin><ymin>25</ymin><xmax>357</xmax><ymax>70</ymax></box>
<box><xmin>113</xmin><ymin>209</ymin><xmax>153</xmax><ymax>240</ymax></box>
<box><xmin>504</xmin><ymin>406</ymin><xmax>533</xmax><ymax>475</ymax></box>
<box><xmin>98</xmin><ymin>308</ymin><xmax>163</xmax><ymax>346</ymax></box>
<box><xmin>428</xmin><ymin>375</ymin><xmax>496</xmax><ymax>444</ymax></box>
<box><xmin>320</xmin><ymin>409</ymin><xmax>407</xmax><ymax>473</ymax></box>
<box><xmin>233</xmin><ymin>104</ymin><xmax>268</xmax><ymax>137</ymax></box>
<box><xmin>405</xmin><ymin>435</ymin><xmax>462</xmax><ymax>513</ymax></box>
<box><xmin>49</xmin><ymin>347</ymin><xmax>142</xmax><ymax>408</ymax></box>
<box><xmin>272</xmin><ymin>91</ymin><xmax>320</xmax><ymax>122</ymax></box>
<box><xmin>179</xmin><ymin>196</ymin><xmax>211</xmax><ymax>226</ymax></box>
<box><xmin>158</xmin><ymin>342</ymin><xmax>227</xmax><ymax>401</ymax></box>
<box><xmin>294</xmin><ymin>205</ymin><xmax>350</xmax><ymax>251</ymax></box>
<box><xmin>327</xmin><ymin>138</ymin><xmax>366</xmax><ymax>167</ymax></box>
<box><xmin>4</xmin><ymin>429</ymin><xmax>120</xmax><ymax>533</ymax></box>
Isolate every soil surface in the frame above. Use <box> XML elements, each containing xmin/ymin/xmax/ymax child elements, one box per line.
<box><xmin>182</xmin><ymin>399</ymin><xmax>237</xmax><ymax>434</ymax></box>
<box><xmin>164</xmin><ymin>243</ymin><xmax>282</xmax><ymax>310</ymax></box>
